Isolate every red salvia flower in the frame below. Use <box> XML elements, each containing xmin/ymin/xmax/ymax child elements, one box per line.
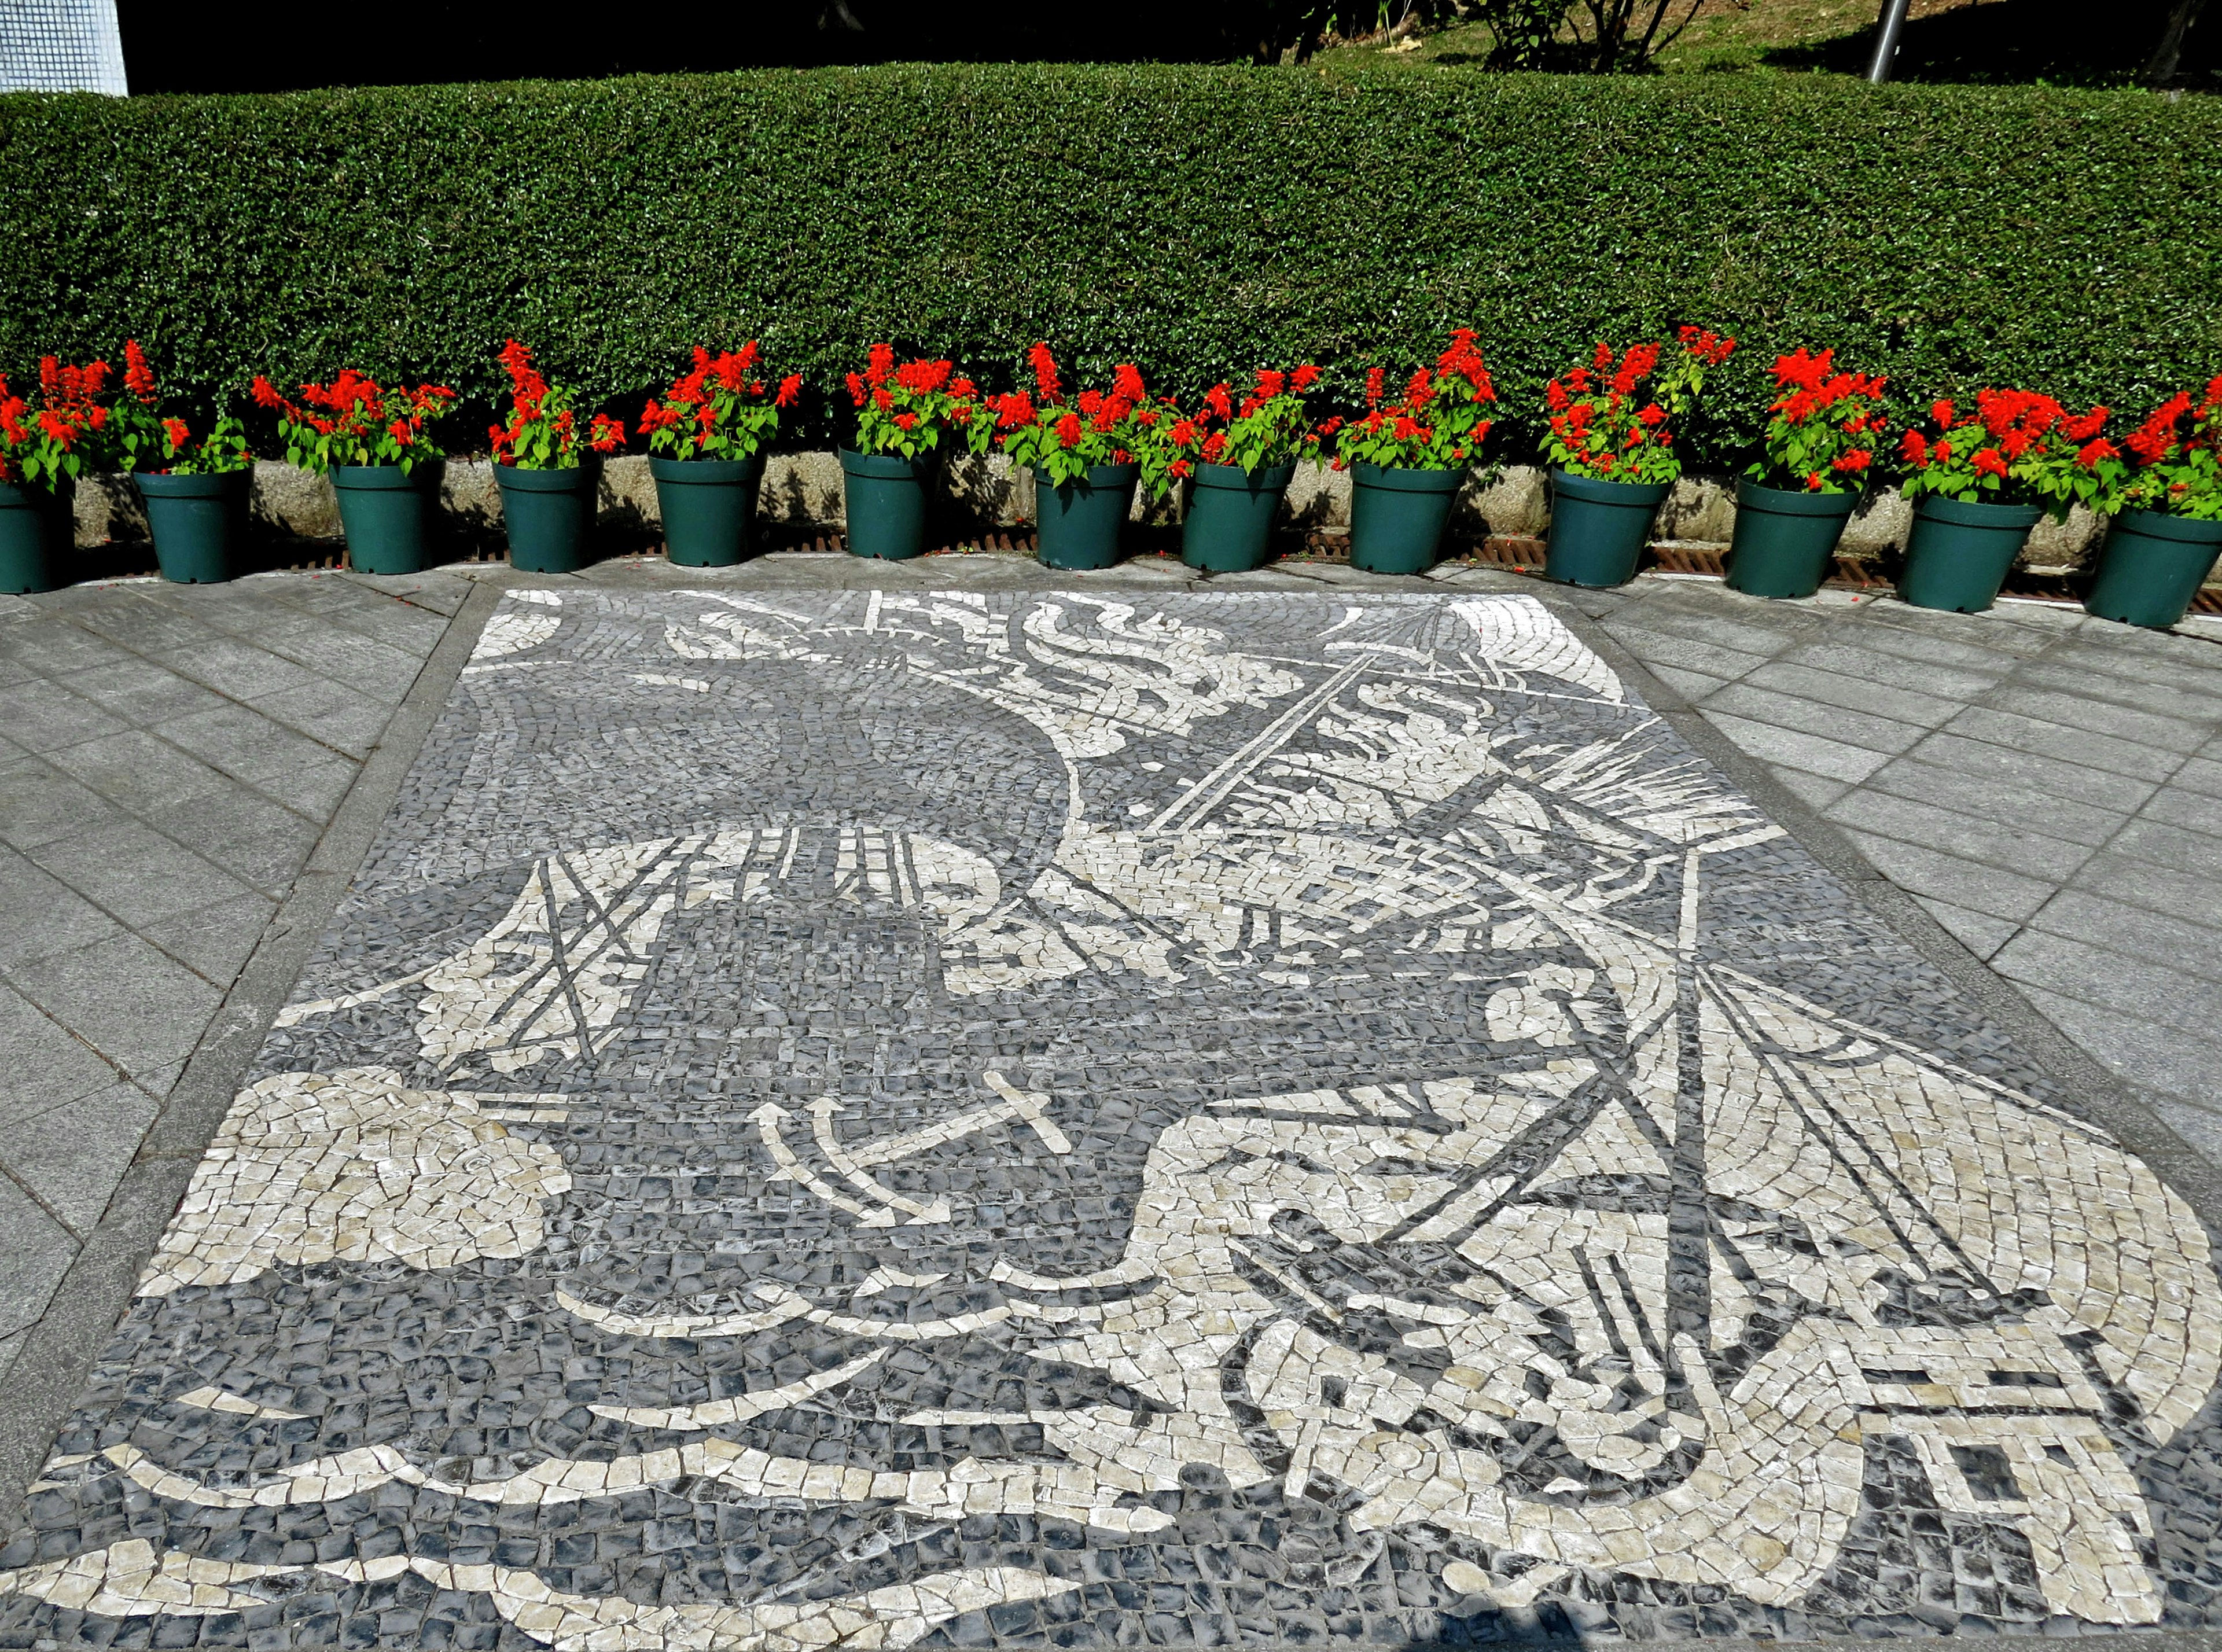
<box><xmin>1029</xmin><ymin>343</ymin><xmax>1061</xmax><ymax>402</ymax></box>
<box><xmin>123</xmin><ymin>340</ymin><xmax>157</xmax><ymax>403</ymax></box>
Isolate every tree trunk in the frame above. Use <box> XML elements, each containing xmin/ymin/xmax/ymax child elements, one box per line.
<box><xmin>2143</xmin><ymin>0</ymin><xmax>2208</xmax><ymax>82</ymax></box>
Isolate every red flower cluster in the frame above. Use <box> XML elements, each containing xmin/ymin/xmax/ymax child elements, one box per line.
<box><xmin>1677</xmin><ymin>325</ymin><xmax>1738</xmax><ymax>369</ymax></box>
<box><xmin>1749</xmin><ymin>347</ymin><xmax>1889</xmax><ymax>494</ymax></box>
<box><xmin>1543</xmin><ymin>328</ymin><xmax>1736</xmax><ymax>487</ymax></box>
<box><xmin>2116</xmin><ymin>376</ymin><xmax>2222</xmax><ymax>520</ymax></box>
<box><xmin>34</xmin><ymin>355</ymin><xmax>112</xmax><ymax>452</ymax></box>
<box><xmin>2128</xmin><ymin>396</ymin><xmax>2187</xmax><ymax>462</ymax></box>
<box><xmin>94</xmin><ymin>340</ymin><xmax>251</xmax><ymax>477</ymax></box>
<box><xmin>0</xmin><ymin>383</ymin><xmax>30</xmax><ymax>484</ymax></box>
<box><xmin>122</xmin><ymin>339</ymin><xmax>157</xmax><ymax>406</ymax></box>
<box><xmin>252</xmin><ymin>367</ymin><xmax>456</xmax><ymax>474</ymax></box>
<box><xmin>978</xmin><ymin>345</ymin><xmax>1156</xmax><ymax>487</ymax></box>
<box><xmin>846</xmin><ymin>344</ymin><xmax>980</xmax><ymax>460</ymax></box>
<box><xmin>637</xmin><ymin>343</ymin><xmax>803</xmax><ymax>463</ymax></box>
<box><xmin>1</xmin><ymin>355</ymin><xmax>113</xmax><ymax>488</ymax></box>
<box><xmin>2122</xmin><ymin>383</ymin><xmax>2220</xmax><ymax>465</ymax></box>
<box><xmin>1545</xmin><ymin>345</ymin><xmax>1669</xmax><ymax>481</ymax></box>
<box><xmin>1331</xmin><ymin>332</ymin><xmax>1495</xmax><ymax>472</ymax></box>
<box><xmin>1142</xmin><ymin>364</ymin><xmax>1321</xmax><ymax>491</ymax></box>
<box><xmin>1899</xmin><ymin>387</ymin><xmax>2116</xmax><ymax>512</ymax></box>
<box><xmin>488</xmin><ymin>341</ymin><xmax>622</xmax><ymax>469</ymax></box>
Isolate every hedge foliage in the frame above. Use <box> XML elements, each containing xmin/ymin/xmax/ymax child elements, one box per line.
<box><xmin>2</xmin><ymin>66</ymin><xmax>2218</xmax><ymax>462</ymax></box>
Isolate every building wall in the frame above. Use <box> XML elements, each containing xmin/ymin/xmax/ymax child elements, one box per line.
<box><xmin>0</xmin><ymin>0</ymin><xmax>126</xmax><ymax>93</ymax></box>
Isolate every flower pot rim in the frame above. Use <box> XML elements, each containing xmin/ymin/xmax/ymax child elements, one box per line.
<box><xmin>1911</xmin><ymin>492</ymin><xmax>2044</xmax><ymax>527</ymax></box>
<box><xmin>838</xmin><ymin>447</ymin><xmax>933</xmax><ymax>477</ymax></box>
<box><xmin>2108</xmin><ymin>507</ymin><xmax>2222</xmax><ymax>544</ymax></box>
<box><xmin>1351</xmin><ymin>461</ymin><xmax>1467</xmax><ymax>494</ymax></box>
<box><xmin>132</xmin><ymin>468</ymin><xmax>249</xmax><ymax>495</ymax></box>
<box><xmin>1550</xmin><ymin>469</ymin><xmax>1671</xmax><ymax>506</ymax></box>
<box><xmin>648</xmin><ymin>452</ymin><xmax>765</xmax><ymax>481</ymax></box>
<box><xmin>1735</xmin><ymin>477</ymin><xmax>1863</xmax><ymax>516</ymax></box>
<box><xmin>495</xmin><ymin>461</ymin><xmax>599</xmax><ymax>492</ymax></box>
<box><xmin>1035</xmin><ymin>461</ymin><xmax>1138</xmax><ymax>490</ymax></box>
<box><xmin>1190</xmin><ymin>458</ymin><xmax>1298</xmax><ymax>487</ymax></box>
<box><xmin>332</xmin><ymin>461</ymin><xmax>439</xmax><ymax>486</ymax></box>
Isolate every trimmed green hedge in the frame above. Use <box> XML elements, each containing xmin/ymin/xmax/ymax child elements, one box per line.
<box><xmin>2</xmin><ymin>66</ymin><xmax>2218</xmax><ymax>461</ymax></box>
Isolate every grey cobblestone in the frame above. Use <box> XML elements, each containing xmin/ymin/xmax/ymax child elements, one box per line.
<box><xmin>2025</xmin><ymin>889</ymin><xmax>2222</xmax><ymax>983</ymax></box>
<box><xmin>1591</xmin><ymin>621</ymin><xmax>1776</xmax><ymax>683</ymax></box>
<box><xmin>2105</xmin><ymin>815</ymin><xmax>2222</xmax><ymax>878</ymax></box>
<box><xmin>1893</xmin><ymin>730</ymin><xmax>2162</xmax><ymax>813</ymax></box>
<box><xmin>1907</xmin><ymin>896</ymin><xmax>2020</xmax><ymax>961</ymax></box>
<box><xmin>1992</xmin><ymin>926</ymin><xmax>2222</xmax><ymax>1034</ymax></box>
<box><xmin>1740</xmin><ymin>660</ymin><xmax>1971</xmax><ymax>727</ymax></box>
<box><xmin>1771</xmin><ymin>640</ymin><xmax>2012</xmax><ymax>701</ymax></box>
<box><xmin>1697</xmin><ymin>713</ymin><xmax>1893</xmax><ymax>785</ymax></box>
<box><xmin>2053</xmin><ymin>853</ymin><xmax>2222</xmax><ymax>929</ymax></box>
<box><xmin>2134</xmin><ymin>785</ymin><xmax>2222</xmax><ymax>836</ymax></box>
<box><xmin>1978</xmin><ymin>683</ymin><xmax>2213</xmax><ymax>753</ymax></box>
<box><xmin>1829</xmin><ymin>831</ymin><xmax>2060</xmax><ymax>921</ymax></box>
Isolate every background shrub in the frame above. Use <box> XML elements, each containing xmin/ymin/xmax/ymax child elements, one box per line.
<box><xmin>2</xmin><ymin>65</ymin><xmax>2217</xmax><ymax>463</ymax></box>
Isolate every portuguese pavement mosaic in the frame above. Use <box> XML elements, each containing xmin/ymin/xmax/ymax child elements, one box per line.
<box><xmin>4</xmin><ymin>588</ymin><xmax>2220</xmax><ymax>1647</ymax></box>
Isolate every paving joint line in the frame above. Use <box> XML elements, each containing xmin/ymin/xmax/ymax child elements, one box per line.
<box><xmin>0</xmin><ymin>961</ymin><xmax>168</xmax><ymax>1108</ymax></box>
<box><xmin>46</xmin><ymin>588</ymin><xmax>393</xmax><ymax>774</ymax></box>
<box><xmin>134</xmin><ymin>571</ymin><xmax>446</xmax><ymax>673</ymax></box>
<box><xmin>330</xmin><ymin>568</ymin><xmax>472</xmax><ymax>617</ymax></box>
<box><xmin>0</xmin><ymin>1153</ymin><xmax>87</xmax><ymax>1250</ymax></box>
<box><xmin>0</xmin><ymin>856</ymin><xmax>271</xmax><ymax>995</ymax></box>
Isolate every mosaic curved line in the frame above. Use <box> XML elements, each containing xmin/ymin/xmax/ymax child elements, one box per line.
<box><xmin>5</xmin><ymin>588</ymin><xmax>2216</xmax><ymax>1646</ymax></box>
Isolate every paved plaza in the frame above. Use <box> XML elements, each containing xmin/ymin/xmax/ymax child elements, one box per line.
<box><xmin>1</xmin><ymin>556</ymin><xmax>2220</xmax><ymax>1646</ymax></box>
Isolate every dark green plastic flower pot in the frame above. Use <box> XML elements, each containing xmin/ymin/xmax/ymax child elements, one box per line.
<box><xmin>1035</xmin><ymin>463</ymin><xmax>1136</xmax><ymax>571</ymax></box>
<box><xmin>495</xmin><ymin>462</ymin><xmax>598</xmax><ymax>575</ymax></box>
<box><xmin>1545</xmin><ymin>470</ymin><xmax>1669</xmax><ymax>589</ymax></box>
<box><xmin>1348</xmin><ymin>462</ymin><xmax>1463</xmax><ymax>575</ymax></box>
<box><xmin>840</xmin><ymin>448</ymin><xmax>931</xmax><ymax>561</ymax></box>
<box><xmin>650</xmin><ymin>452</ymin><xmax>764</xmax><ymax>568</ymax></box>
<box><xmin>1727</xmin><ymin>479</ymin><xmax>1860</xmax><ymax>600</ymax></box>
<box><xmin>1899</xmin><ymin>494</ymin><xmax>2042</xmax><ymax>614</ymax></box>
<box><xmin>1182</xmin><ymin>459</ymin><xmax>1295</xmax><ymax>573</ymax></box>
<box><xmin>135</xmin><ymin>469</ymin><xmax>248</xmax><ymax>584</ymax></box>
<box><xmin>332</xmin><ymin>463</ymin><xmax>437</xmax><ymax>576</ymax></box>
<box><xmin>0</xmin><ymin>477</ymin><xmax>75</xmax><ymax>595</ymax></box>
<box><xmin>2084</xmin><ymin>509</ymin><xmax>2222</xmax><ymax>630</ymax></box>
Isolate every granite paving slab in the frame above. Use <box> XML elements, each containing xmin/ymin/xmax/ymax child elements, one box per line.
<box><xmin>3</xmin><ymin>585</ymin><xmax>2220</xmax><ymax>1647</ymax></box>
<box><xmin>0</xmin><ymin>573</ymin><xmax>458</xmax><ymax>1411</ymax></box>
